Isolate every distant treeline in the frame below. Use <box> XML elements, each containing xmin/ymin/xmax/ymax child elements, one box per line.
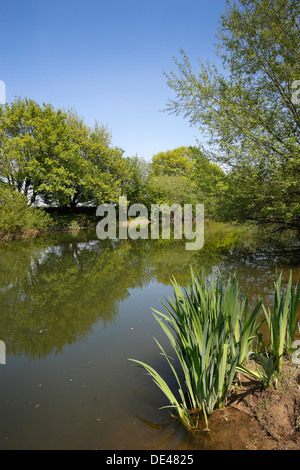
<box><xmin>0</xmin><ymin>84</ymin><xmax>299</xmax><ymax>240</ymax></box>
<box><xmin>0</xmin><ymin>97</ymin><xmax>228</xmax><ymax>237</ymax></box>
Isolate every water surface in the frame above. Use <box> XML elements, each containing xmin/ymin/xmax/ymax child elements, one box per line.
<box><xmin>0</xmin><ymin>224</ymin><xmax>299</xmax><ymax>449</ymax></box>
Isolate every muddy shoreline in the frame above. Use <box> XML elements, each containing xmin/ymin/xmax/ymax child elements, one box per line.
<box><xmin>199</xmin><ymin>359</ymin><xmax>300</xmax><ymax>450</ymax></box>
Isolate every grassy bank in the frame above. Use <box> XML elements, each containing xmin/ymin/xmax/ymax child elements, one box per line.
<box><xmin>0</xmin><ymin>205</ymin><xmax>99</xmax><ymax>242</ymax></box>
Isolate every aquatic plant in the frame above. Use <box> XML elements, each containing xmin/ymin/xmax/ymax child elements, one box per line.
<box><xmin>236</xmin><ymin>270</ymin><xmax>299</xmax><ymax>388</ymax></box>
<box><xmin>129</xmin><ymin>268</ymin><xmax>263</xmax><ymax>431</ymax></box>
<box><xmin>286</xmin><ymin>275</ymin><xmax>300</xmax><ymax>353</ymax></box>
<box><xmin>238</xmin><ymin>353</ymin><xmax>280</xmax><ymax>389</ymax></box>
<box><xmin>130</xmin><ymin>268</ymin><xmax>300</xmax><ymax>431</ymax></box>
<box><xmin>262</xmin><ymin>271</ymin><xmax>300</xmax><ymax>371</ymax></box>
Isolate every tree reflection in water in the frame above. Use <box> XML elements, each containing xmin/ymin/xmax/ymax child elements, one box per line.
<box><xmin>0</xmin><ymin>223</ymin><xmax>298</xmax><ymax>361</ymax></box>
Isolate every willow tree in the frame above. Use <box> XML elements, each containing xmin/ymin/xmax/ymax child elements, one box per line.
<box><xmin>164</xmin><ymin>0</ymin><xmax>300</xmax><ymax>233</ymax></box>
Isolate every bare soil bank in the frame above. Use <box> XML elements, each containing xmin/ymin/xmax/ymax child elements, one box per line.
<box><xmin>201</xmin><ymin>359</ymin><xmax>300</xmax><ymax>450</ymax></box>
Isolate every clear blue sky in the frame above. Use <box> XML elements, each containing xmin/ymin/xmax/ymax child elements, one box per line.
<box><xmin>1</xmin><ymin>0</ymin><xmax>227</xmax><ymax>161</ymax></box>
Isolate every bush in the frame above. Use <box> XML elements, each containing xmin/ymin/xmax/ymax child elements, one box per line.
<box><xmin>0</xmin><ymin>186</ymin><xmax>52</xmax><ymax>238</ymax></box>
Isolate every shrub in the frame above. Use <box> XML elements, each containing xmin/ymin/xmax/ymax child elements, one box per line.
<box><xmin>0</xmin><ymin>185</ymin><xmax>52</xmax><ymax>238</ymax></box>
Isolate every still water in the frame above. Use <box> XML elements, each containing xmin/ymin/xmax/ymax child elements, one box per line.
<box><xmin>0</xmin><ymin>223</ymin><xmax>299</xmax><ymax>450</ymax></box>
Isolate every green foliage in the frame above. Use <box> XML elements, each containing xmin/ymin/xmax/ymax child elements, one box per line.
<box><xmin>0</xmin><ymin>98</ymin><xmax>128</xmax><ymax>208</ymax></box>
<box><xmin>122</xmin><ymin>155</ymin><xmax>151</xmax><ymax>204</ymax></box>
<box><xmin>189</xmin><ymin>146</ymin><xmax>227</xmax><ymax>218</ymax></box>
<box><xmin>262</xmin><ymin>271</ymin><xmax>300</xmax><ymax>370</ymax></box>
<box><xmin>147</xmin><ymin>146</ymin><xmax>226</xmax><ymax>213</ymax></box>
<box><xmin>238</xmin><ymin>353</ymin><xmax>279</xmax><ymax>389</ymax></box>
<box><xmin>0</xmin><ymin>97</ymin><xmax>231</xmax><ymax>234</ymax></box>
<box><xmin>146</xmin><ymin>147</ymin><xmax>199</xmax><ymax>209</ymax></box>
<box><xmin>164</xmin><ymin>0</ymin><xmax>300</xmax><ymax>232</ymax></box>
<box><xmin>235</xmin><ymin>270</ymin><xmax>299</xmax><ymax>388</ymax></box>
<box><xmin>0</xmin><ymin>185</ymin><xmax>52</xmax><ymax>238</ymax></box>
<box><xmin>130</xmin><ymin>268</ymin><xmax>263</xmax><ymax>431</ymax></box>
<box><xmin>130</xmin><ymin>267</ymin><xmax>300</xmax><ymax>431</ymax></box>
<box><xmin>151</xmin><ymin>146</ymin><xmax>195</xmax><ymax>177</ymax></box>
<box><xmin>146</xmin><ymin>175</ymin><xmax>198</xmax><ymax>207</ymax></box>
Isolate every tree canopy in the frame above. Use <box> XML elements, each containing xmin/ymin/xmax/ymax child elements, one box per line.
<box><xmin>1</xmin><ymin>98</ymin><xmax>228</xmax><ymax>236</ymax></box>
<box><xmin>164</xmin><ymin>0</ymin><xmax>300</xmax><ymax>233</ymax></box>
<box><xmin>146</xmin><ymin>146</ymin><xmax>226</xmax><ymax>215</ymax></box>
<box><xmin>151</xmin><ymin>146</ymin><xmax>195</xmax><ymax>177</ymax></box>
<box><xmin>0</xmin><ymin>97</ymin><xmax>129</xmax><ymax>207</ymax></box>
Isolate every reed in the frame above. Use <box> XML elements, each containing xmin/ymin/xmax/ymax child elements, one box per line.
<box><xmin>237</xmin><ymin>353</ymin><xmax>279</xmax><ymax>389</ymax></box>
<box><xmin>129</xmin><ymin>268</ymin><xmax>263</xmax><ymax>431</ymax></box>
<box><xmin>286</xmin><ymin>274</ymin><xmax>300</xmax><ymax>353</ymax></box>
<box><xmin>262</xmin><ymin>271</ymin><xmax>300</xmax><ymax>371</ymax></box>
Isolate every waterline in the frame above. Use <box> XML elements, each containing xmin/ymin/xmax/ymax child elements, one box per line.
<box><xmin>96</xmin><ymin>196</ymin><xmax>204</xmax><ymax>251</ymax></box>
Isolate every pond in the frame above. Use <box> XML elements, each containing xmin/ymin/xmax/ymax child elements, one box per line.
<box><xmin>0</xmin><ymin>222</ymin><xmax>299</xmax><ymax>450</ymax></box>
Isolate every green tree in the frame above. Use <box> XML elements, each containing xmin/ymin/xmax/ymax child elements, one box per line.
<box><xmin>151</xmin><ymin>146</ymin><xmax>195</xmax><ymax>177</ymax></box>
<box><xmin>147</xmin><ymin>147</ymin><xmax>197</xmax><ymax>208</ymax></box>
<box><xmin>148</xmin><ymin>146</ymin><xmax>226</xmax><ymax>217</ymax></box>
<box><xmin>121</xmin><ymin>155</ymin><xmax>150</xmax><ymax>205</ymax></box>
<box><xmin>164</xmin><ymin>0</ymin><xmax>300</xmax><ymax>233</ymax></box>
<box><xmin>0</xmin><ymin>98</ymin><xmax>128</xmax><ymax>208</ymax></box>
<box><xmin>50</xmin><ymin>110</ymin><xmax>128</xmax><ymax>207</ymax></box>
<box><xmin>79</xmin><ymin>118</ymin><xmax>129</xmax><ymax>207</ymax></box>
<box><xmin>0</xmin><ymin>97</ymin><xmax>41</xmax><ymax>200</ymax></box>
<box><xmin>190</xmin><ymin>146</ymin><xmax>227</xmax><ymax>218</ymax></box>
<box><xmin>146</xmin><ymin>175</ymin><xmax>198</xmax><ymax>207</ymax></box>
<box><xmin>29</xmin><ymin>104</ymin><xmax>86</xmax><ymax>206</ymax></box>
